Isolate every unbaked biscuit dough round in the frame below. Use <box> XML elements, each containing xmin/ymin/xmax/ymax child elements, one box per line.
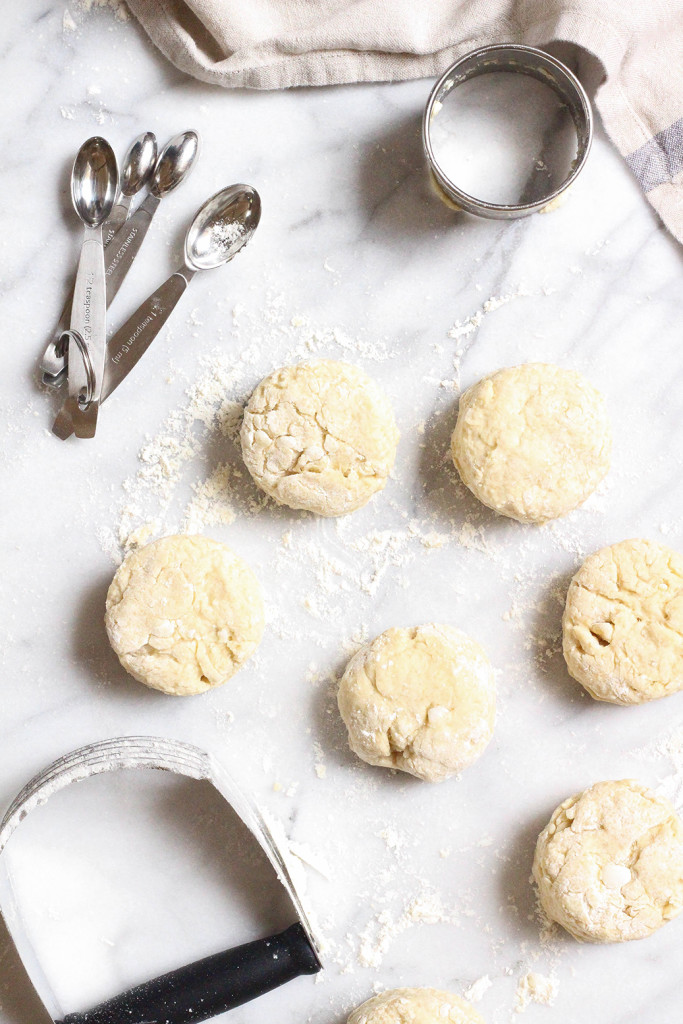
<box><xmin>240</xmin><ymin>359</ymin><xmax>399</xmax><ymax>517</ymax></box>
<box><xmin>105</xmin><ymin>535</ymin><xmax>264</xmax><ymax>696</ymax></box>
<box><xmin>348</xmin><ymin>988</ymin><xmax>485</xmax><ymax>1024</ymax></box>
<box><xmin>451</xmin><ymin>363</ymin><xmax>611</xmax><ymax>524</ymax></box>
<box><xmin>563</xmin><ymin>538</ymin><xmax>683</xmax><ymax>705</ymax></box>
<box><xmin>337</xmin><ymin>624</ymin><xmax>495</xmax><ymax>782</ymax></box>
<box><xmin>533</xmin><ymin>780</ymin><xmax>683</xmax><ymax>943</ymax></box>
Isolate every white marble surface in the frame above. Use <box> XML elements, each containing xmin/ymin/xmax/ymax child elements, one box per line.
<box><xmin>2</xmin><ymin>4</ymin><xmax>683</xmax><ymax>1024</ymax></box>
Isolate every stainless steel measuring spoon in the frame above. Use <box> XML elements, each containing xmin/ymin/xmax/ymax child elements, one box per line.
<box><xmin>102</xmin><ymin>128</ymin><xmax>200</xmax><ymax>305</ymax></box>
<box><xmin>41</xmin><ymin>132</ymin><xmax>158</xmax><ymax>386</ymax></box>
<box><xmin>42</xmin><ymin>130</ymin><xmax>198</xmax><ymax>388</ymax></box>
<box><xmin>52</xmin><ymin>183</ymin><xmax>261</xmax><ymax>440</ymax></box>
<box><xmin>103</xmin><ymin>131</ymin><xmax>157</xmax><ymax>244</ymax></box>
<box><xmin>57</xmin><ymin>136</ymin><xmax>118</xmax><ymax>438</ymax></box>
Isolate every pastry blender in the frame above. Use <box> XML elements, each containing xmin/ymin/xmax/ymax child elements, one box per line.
<box><xmin>0</xmin><ymin>737</ymin><xmax>322</xmax><ymax>1024</ymax></box>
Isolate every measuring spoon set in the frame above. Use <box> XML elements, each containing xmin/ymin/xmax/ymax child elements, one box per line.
<box><xmin>43</xmin><ymin>130</ymin><xmax>262</xmax><ymax>440</ymax></box>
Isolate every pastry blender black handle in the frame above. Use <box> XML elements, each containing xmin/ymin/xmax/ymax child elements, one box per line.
<box><xmin>57</xmin><ymin>922</ymin><xmax>321</xmax><ymax>1024</ymax></box>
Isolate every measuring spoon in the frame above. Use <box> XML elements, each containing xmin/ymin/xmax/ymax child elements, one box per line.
<box><xmin>103</xmin><ymin>128</ymin><xmax>200</xmax><ymax>304</ymax></box>
<box><xmin>42</xmin><ymin>130</ymin><xmax>198</xmax><ymax>388</ymax></box>
<box><xmin>59</xmin><ymin>136</ymin><xmax>118</xmax><ymax>438</ymax></box>
<box><xmin>52</xmin><ymin>184</ymin><xmax>260</xmax><ymax>440</ymax></box>
<box><xmin>104</xmin><ymin>131</ymin><xmax>157</xmax><ymax>244</ymax></box>
<box><xmin>42</xmin><ymin>131</ymin><xmax>158</xmax><ymax>386</ymax></box>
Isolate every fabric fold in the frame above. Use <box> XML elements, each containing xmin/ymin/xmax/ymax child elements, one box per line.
<box><xmin>126</xmin><ymin>0</ymin><xmax>683</xmax><ymax>240</ymax></box>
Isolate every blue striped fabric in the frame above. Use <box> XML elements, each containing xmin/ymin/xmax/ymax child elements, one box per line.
<box><xmin>626</xmin><ymin>116</ymin><xmax>683</xmax><ymax>192</ymax></box>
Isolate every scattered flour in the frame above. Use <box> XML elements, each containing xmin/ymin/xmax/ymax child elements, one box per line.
<box><xmin>182</xmin><ymin>464</ymin><xmax>238</xmax><ymax>533</ymax></box>
<box><xmin>313</xmin><ymin>741</ymin><xmax>327</xmax><ymax>780</ymax></box>
<box><xmin>515</xmin><ymin>972</ymin><xmax>559</xmax><ymax>1012</ymax></box>
<box><xmin>357</xmin><ymin>888</ymin><xmax>456</xmax><ymax>969</ymax></box>
<box><xmin>99</xmin><ymin>351</ymin><xmax>249</xmax><ymax>561</ymax></box>
<box><xmin>463</xmin><ymin>975</ymin><xmax>492</xmax><ymax>1003</ymax></box>
<box><xmin>90</xmin><ymin>290</ymin><xmax>616</xmax><ymax>1018</ymax></box>
<box><xmin>101</xmin><ymin>295</ymin><xmax>402</xmax><ymax>563</ymax></box>
<box><xmin>288</xmin><ymin>841</ymin><xmax>333</xmax><ymax>880</ymax></box>
<box><xmin>71</xmin><ymin>0</ymin><xmax>130</xmax><ymax>22</ymax></box>
<box><xmin>635</xmin><ymin>724</ymin><xmax>683</xmax><ymax>812</ymax></box>
<box><xmin>377</xmin><ymin>827</ymin><xmax>408</xmax><ymax>853</ymax></box>
<box><xmin>448</xmin><ymin>285</ymin><xmax>531</xmax><ymax>391</ymax></box>
<box><xmin>447</xmin><ymin>288</ymin><xmax>531</xmax><ymax>343</ymax></box>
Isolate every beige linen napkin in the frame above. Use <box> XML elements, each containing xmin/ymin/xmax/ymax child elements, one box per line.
<box><xmin>126</xmin><ymin>0</ymin><xmax>683</xmax><ymax>240</ymax></box>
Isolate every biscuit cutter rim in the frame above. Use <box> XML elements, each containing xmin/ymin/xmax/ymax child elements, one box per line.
<box><xmin>0</xmin><ymin>736</ymin><xmax>322</xmax><ymax>1024</ymax></box>
<box><xmin>422</xmin><ymin>42</ymin><xmax>594</xmax><ymax>219</ymax></box>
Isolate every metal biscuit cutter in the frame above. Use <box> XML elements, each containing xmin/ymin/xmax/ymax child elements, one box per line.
<box><xmin>0</xmin><ymin>737</ymin><xmax>322</xmax><ymax>1024</ymax></box>
<box><xmin>423</xmin><ymin>43</ymin><xmax>593</xmax><ymax>219</ymax></box>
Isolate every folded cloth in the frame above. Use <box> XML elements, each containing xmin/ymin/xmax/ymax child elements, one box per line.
<box><xmin>126</xmin><ymin>0</ymin><xmax>683</xmax><ymax>240</ymax></box>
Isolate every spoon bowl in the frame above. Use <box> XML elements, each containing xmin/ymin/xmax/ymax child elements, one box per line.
<box><xmin>71</xmin><ymin>137</ymin><xmax>118</xmax><ymax>228</ymax></box>
<box><xmin>120</xmin><ymin>132</ymin><xmax>157</xmax><ymax>196</ymax></box>
<box><xmin>152</xmin><ymin>130</ymin><xmax>201</xmax><ymax>198</ymax></box>
<box><xmin>186</xmin><ymin>184</ymin><xmax>262</xmax><ymax>272</ymax></box>
<box><xmin>96</xmin><ymin>182</ymin><xmax>263</xmax><ymax>415</ymax></box>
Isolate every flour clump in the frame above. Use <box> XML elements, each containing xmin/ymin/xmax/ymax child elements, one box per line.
<box><xmin>105</xmin><ymin>535</ymin><xmax>264</xmax><ymax>696</ymax></box>
<box><xmin>240</xmin><ymin>359</ymin><xmax>399</xmax><ymax>516</ymax></box>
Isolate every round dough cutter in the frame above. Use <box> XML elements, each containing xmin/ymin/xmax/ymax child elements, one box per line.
<box><xmin>0</xmin><ymin>737</ymin><xmax>322</xmax><ymax>1024</ymax></box>
<box><xmin>423</xmin><ymin>43</ymin><xmax>593</xmax><ymax>218</ymax></box>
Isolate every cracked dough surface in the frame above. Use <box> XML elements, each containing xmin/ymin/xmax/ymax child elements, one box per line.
<box><xmin>337</xmin><ymin>624</ymin><xmax>495</xmax><ymax>782</ymax></box>
<box><xmin>451</xmin><ymin>363</ymin><xmax>611</xmax><ymax>524</ymax></box>
<box><xmin>348</xmin><ymin>988</ymin><xmax>485</xmax><ymax>1024</ymax></box>
<box><xmin>563</xmin><ymin>539</ymin><xmax>683</xmax><ymax>705</ymax></box>
<box><xmin>240</xmin><ymin>359</ymin><xmax>399</xmax><ymax>517</ymax></box>
<box><xmin>533</xmin><ymin>779</ymin><xmax>683</xmax><ymax>943</ymax></box>
<box><xmin>105</xmin><ymin>535</ymin><xmax>264</xmax><ymax>696</ymax></box>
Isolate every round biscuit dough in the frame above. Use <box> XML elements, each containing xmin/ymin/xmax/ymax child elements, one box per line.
<box><xmin>105</xmin><ymin>535</ymin><xmax>264</xmax><ymax>696</ymax></box>
<box><xmin>348</xmin><ymin>988</ymin><xmax>485</xmax><ymax>1024</ymax></box>
<box><xmin>533</xmin><ymin>779</ymin><xmax>683</xmax><ymax>943</ymax></box>
<box><xmin>451</xmin><ymin>363</ymin><xmax>611</xmax><ymax>524</ymax></box>
<box><xmin>563</xmin><ymin>538</ymin><xmax>683</xmax><ymax>705</ymax></box>
<box><xmin>240</xmin><ymin>359</ymin><xmax>399</xmax><ymax>517</ymax></box>
<box><xmin>337</xmin><ymin>624</ymin><xmax>495</xmax><ymax>782</ymax></box>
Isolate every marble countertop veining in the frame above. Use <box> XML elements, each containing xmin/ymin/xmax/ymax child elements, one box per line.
<box><xmin>1</xmin><ymin>4</ymin><xmax>683</xmax><ymax>1024</ymax></box>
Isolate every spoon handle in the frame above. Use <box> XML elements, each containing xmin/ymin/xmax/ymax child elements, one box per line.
<box><xmin>103</xmin><ymin>194</ymin><xmax>132</xmax><ymax>247</ymax></box>
<box><xmin>104</xmin><ymin>191</ymin><xmax>160</xmax><ymax>304</ymax></box>
<box><xmin>103</xmin><ymin>268</ymin><xmax>193</xmax><ymax>399</ymax></box>
<box><xmin>40</xmin><ymin>193</ymin><xmax>160</xmax><ymax>387</ymax></box>
<box><xmin>40</xmin><ymin>218</ymin><xmax>122</xmax><ymax>385</ymax></box>
<box><xmin>58</xmin><ymin>226</ymin><xmax>107</xmax><ymax>438</ymax></box>
<box><xmin>52</xmin><ymin>268</ymin><xmax>194</xmax><ymax>440</ymax></box>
